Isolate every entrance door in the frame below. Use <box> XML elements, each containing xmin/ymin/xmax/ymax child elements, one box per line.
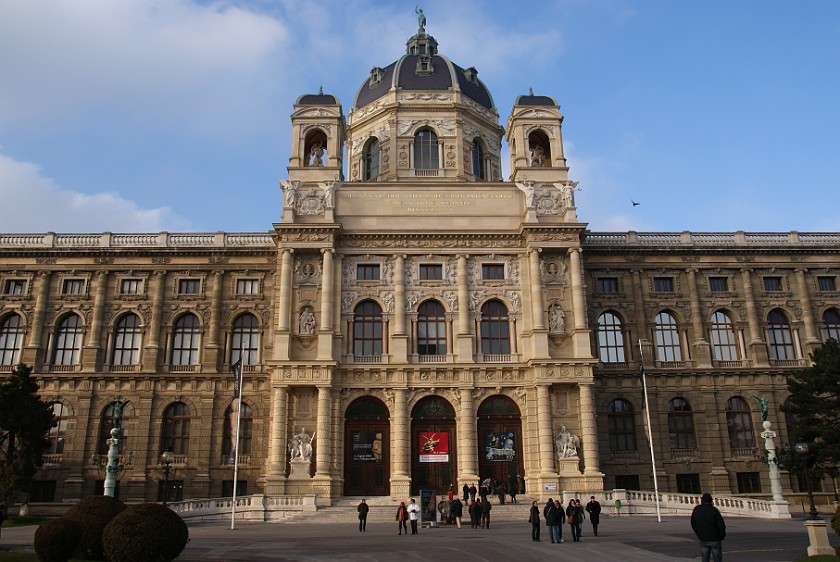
<box><xmin>344</xmin><ymin>397</ymin><xmax>389</xmax><ymax>496</ymax></box>
<box><xmin>411</xmin><ymin>396</ymin><xmax>457</xmax><ymax>495</ymax></box>
<box><xmin>477</xmin><ymin>395</ymin><xmax>523</xmax><ymax>488</ymax></box>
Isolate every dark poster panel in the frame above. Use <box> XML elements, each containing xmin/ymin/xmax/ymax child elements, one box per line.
<box><xmin>351</xmin><ymin>431</ymin><xmax>384</xmax><ymax>462</ymax></box>
<box><xmin>420</xmin><ymin>488</ymin><xmax>437</xmax><ymax>524</ymax></box>
<box><xmin>484</xmin><ymin>431</ymin><xmax>516</xmax><ymax>462</ymax></box>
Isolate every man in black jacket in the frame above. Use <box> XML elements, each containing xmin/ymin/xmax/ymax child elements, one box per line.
<box><xmin>690</xmin><ymin>493</ymin><xmax>726</xmax><ymax>562</ymax></box>
<box><xmin>357</xmin><ymin>498</ymin><xmax>369</xmax><ymax>532</ymax></box>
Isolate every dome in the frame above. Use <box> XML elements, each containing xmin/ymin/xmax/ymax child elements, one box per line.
<box><xmin>514</xmin><ymin>92</ymin><xmax>559</xmax><ymax>107</ymax></box>
<box><xmin>296</xmin><ymin>87</ymin><xmax>340</xmax><ymax>106</ymax></box>
<box><xmin>352</xmin><ymin>27</ymin><xmax>495</xmax><ymax>112</ymax></box>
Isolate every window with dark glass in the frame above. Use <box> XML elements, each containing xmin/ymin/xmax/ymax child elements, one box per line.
<box><xmin>417</xmin><ymin>301</ymin><xmax>446</xmax><ymax>355</ymax></box>
<box><xmin>472</xmin><ymin>138</ymin><xmax>485</xmax><ymax>180</ymax></box>
<box><xmin>708</xmin><ymin>276</ymin><xmax>729</xmax><ymax>292</ymax></box>
<box><xmin>120</xmin><ymin>279</ymin><xmax>142</xmax><ymax>295</ymax></box>
<box><xmin>112</xmin><ymin>313</ymin><xmax>142</xmax><ymax>366</ymax></box>
<box><xmin>46</xmin><ymin>402</ymin><xmax>69</xmax><ymax>455</ymax></box>
<box><xmin>419</xmin><ymin>264</ymin><xmax>443</xmax><ymax>280</ymax></box>
<box><xmin>231</xmin><ymin>313</ymin><xmax>260</xmax><ymax>365</ymax></box>
<box><xmin>596</xmin><ymin>277</ymin><xmax>619</xmax><ymax>294</ymax></box>
<box><xmin>676</xmin><ymin>473</ymin><xmax>701</xmax><ymax>494</ymax></box>
<box><xmin>710</xmin><ymin>311</ymin><xmax>739</xmax><ymax>361</ymax></box>
<box><xmin>178</xmin><ymin>279</ymin><xmax>201</xmax><ymax>294</ymax></box>
<box><xmin>353</xmin><ymin>301</ymin><xmax>383</xmax><ymax>356</ymax></box>
<box><xmin>52</xmin><ymin>313</ymin><xmax>83</xmax><ymax>366</ymax></box>
<box><xmin>363</xmin><ymin>138</ymin><xmax>380</xmax><ymax>180</ymax></box>
<box><xmin>222</xmin><ymin>402</ymin><xmax>253</xmax><ymax>459</ymax></box>
<box><xmin>29</xmin><ymin>481</ymin><xmax>56</xmax><ymax>502</ymax></box>
<box><xmin>158</xmin><ymin>480</ymin><xmax>184</xmax><ymax>503</ymax></box>
<box><xmin>607</xmin><ymin>399</ymin><xmax>636</xmax><ymax>451</ymax></box>
<box><xmin>614</xmin><ymin>475</ymin><xmax>640</xmax><ymax>491</ymax></box>
<box><xmin>726</xmin><ymin>396</ymin><xmax>755</xmax><ymax>450</ymax></box>
<box><xmin>356</xmin><ymin>264</ymin><xmax>380</xmax><ymax>281</ymax></box>
<box><xmin>4</xmin><ymin>279</ymin><xmax>26</xmax><ymax>294</ymax></box>
<box><xmin>170</xmin><ymin>313</ymin><xmax>200</xmax><ymax>366</ymax></box>
<box><xmin>667</xmin><ymin>398</ymin><xmax>696</xmax><ymax>450</ymax></box>
<box><xmin>482</xmin><ymin>264</ymin><xmax>505</xmax><ymax>280</ymax></box>
<box><xmin>480</xmin><ymin>300</ymin><xmax>510</xmax><ymax>355</ymax></box>
<box><xmin>817</xmin><ymin>276</ymin><xmax>837</xmax><ymax>292</ymax></box>
<box><xmin>236</xmin><ymin>279</ymin><xmax>259</xmax><ymax>295</ymax></box>
<box><xmin>736</xmin><ymin>472</ymin><xmax>762</xmax><ymax>494</ymax></box>
<box><xmin>596</xmin><ymin>312</ymin><xmax>625</xmax><ymax>362</ymax></box>
<box><xmin>162</xmin><ymin>402</ymin><xmax>190</xmax><ymax>455</ymax></box>
<box><xmin>654</xmin><ymin>311</ymin><xmax>682</xmax><ymax>361</ymax></box>
<box><xmin>823</xmin><ymin>308</ymin><xmax>840</xmax><ymax>342</ymax></box>
<box><xmin>414</xmin><ymin>128</ymin><xmax>439</xmax><ymax>169</ymax></box>
<box><xmin>0</xmin><ymin>313</ymin><xmax>24</xmax><ymax>365</ymax></box>
<box><xmin>222</xmin><ymin>480</ymin><xmax>248</xmax><ymax>497</ymax></box>
<box><xmin>763</xmin><ymin>276</ymin><xmax>782</xmax><ymax>292</ymax></box>
<box><xmin>653</xmin><ymin>277</ymin><xmax>674</xmax><ymax>292</ymax></box>
<box><xmin>62</xmin><ymin>279</ymin><xmax>85</xmax><ymax>295</ymax></box>
<box><xmin>767</xmin><ymin>309</ymin><xmax>795</xmax><ymax>360</ymax></box>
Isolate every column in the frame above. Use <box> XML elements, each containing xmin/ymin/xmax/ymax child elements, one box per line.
<box><xmin>23</xmin><ymin>271</ymin><xmax>51</xmax><ymax>367</ymax></box>
<box><xmin>390</xmin><ymin>388</ymin><xmax>410</xmax><ymax>498</ymax></box>
<box><xmin>741</xmin><ymin>268</ymin><xmax>769</xmax><ymax>366</ymax></box>
<box><xmin>143</xmin><ymin>271</ymin><xmax>166</xmax><ymax>371</ymax></box>
<box><xmin>278</xmin><ymin>250</ymin><xmax>294</xmax><ymax>331</ymax></box>
<box><xmin>82</xmin><ymin>272</ymin><xmax>108</xmax><ymax>369</ymax></box>
<box><xmin>686</xmin><ymin>269</ymin><xmax>711</xmax><ymax>367</ymax></box>
<box><xmin>455</xmin><ymin>254</ymin><xmax>473</xmax><ymax>360</ymax></box>
<box><xmin>393</xmin><ymin>254</ymin><xmax>406</xmax><ymax>335</ymax></box>
<box><xmin>314</xmin><ymin>386</ymin><xmax>332</xmax><ymax>478</ymax></box>
<box><xmin>204</xmin><ymin>270</ymin><xmax>223</xmax><ymax>371</ymax></box>
<box><xmin>529</xmin><ymin>249</ymin><xmax>545</xmax><ymax>330</ymax></box>
<box><xmin>578</xmin><ymin>382</ymin><xmax>601</xmax><ymax>475</ymax></box>
<box><xmin>568</xmin><ymin>248</ymin><xmax>590</xmax><ymax>357</ymax></box>
<box><xmin>267</xmin><ymin>386</ymin><xmax>288</xmax><ymax>476</ymax></box>
<box><xmin>537</xmin><ymin>384</ymin><xmax>556</xmax><ymax>476</ymax></box>
<box><xmin>458</xmin><ymin>387</ymin><xmax>478</xmax><ymax>482</ymax></box>
<box><xmin>319</xmin><ymin>250</ymin><xmax>334</xmax><ymax>331</ymax></box>
<box><xmin>796</xmin><ymin>269</ymin><xmax>820</xmax><ymax>352</ymax></box>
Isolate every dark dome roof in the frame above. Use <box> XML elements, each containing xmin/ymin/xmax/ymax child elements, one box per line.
<box><xmin>296</xmin><ymin>92</ymin><xmax>340</xmax><ymax>105</ymax></box>
<box><xmin>514</xmin><ymin>93</ymin><xmax>558</xmax><ymax>107</ymax></box>
<box><xmin>352</xmin><ymin>30</ymin><xmax>495</xmax><ymax>112</ymax></box>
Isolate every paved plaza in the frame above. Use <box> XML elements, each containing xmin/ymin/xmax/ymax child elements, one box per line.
<box><xmin>2</xmin><ymin>513</ymin><xmax>839</xmax><ymax>561</ymax></box>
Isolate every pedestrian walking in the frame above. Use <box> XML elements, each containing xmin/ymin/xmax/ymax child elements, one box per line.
<box><xmin>462</xmin><ymin>483</ymin><xmax>470</xmax><ymax>503</ymax></box>
<box><xmin>357</xmin><ymin>498</ymin><xmax>369</xmax><ymax>532</ymax></box>
<box><xmin>544</xmin><ymin>498</ymin><xmax>560</xmax><ymax>543</ymax></box>
<box><xmin>469</xmin><ymin>499</ymin><xmax>481</xmax><ymax>529</ymax></box>
<box><xmin>585</xmin><ymin>495</ymin><xmax>601</xmax><ymax>536</ymax></box>
<box><xmin>481</xmin><ymin>497</ymin><xmax>492</xmax><ymax>529</ymax></box>
<box><xmin>407</xmin><ymin>498</ymin><xmax>420</xmax><ymax>535</ymax></box>
<box><xmin>529</xmin><ymin>500</ymin><xmax>541</xmax><ymax>541</ymax></box>
<box><xmin>508</xmin><ymin>474</ymin><xmax>518</xmax><ymax>504</ymax></box>
<box><xmin>469</xmin><ymin>483</ymin><xmax>477</xmax><ymax>502</ymax></box>
<box><xmin>450</xmin><ymin>497</ymin><xmax>463</xmax><ymax>528</ymax></box>
<box><xmin>691</xmin><ymin>493</ymin><xmax>726</xmax><ymax>562</ymax></box>
<box><xmin>574</xmin><ymin>499</ymin><xmax>585</xmax><ymax>537</ymax></box>
<box><xmin>566</xmin><ymin>499</ymin><xmax>581</xmax><ymax>542</ymax></box>
<box><xmin>396</xmin><ymin>501</ymin><xmax>408</xmax><ymax>535</ymax></box>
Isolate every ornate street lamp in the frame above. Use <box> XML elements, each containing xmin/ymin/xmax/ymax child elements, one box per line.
<box><xmin>160</xmin><ymin>448</ymin><xmax>175</xmax><ymax>506</ymax></box>
<box><xmin>92</xmin><ymin>400</ymin><xmax>131</xmax><ymax>497</ymax></box>
<box><xmin>794</xmin><ymin>440</ymin><xmax>820</xmax><ymax>520</ymax></box>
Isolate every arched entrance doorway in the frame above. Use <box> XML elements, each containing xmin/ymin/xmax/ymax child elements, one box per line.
<box><xmin>477</xmin><ymin>395</ymin><xmax>523</xmax><ymax>487</ymax></box>
<box><xmin>344</xmin><ymin>396</ymin><xmax>389</xmax><ymax>496</ymax></box>
<box><xmin>411</xmin><ymin>396</ymin><xmax>457</xmax><ymax>495</ymax></box>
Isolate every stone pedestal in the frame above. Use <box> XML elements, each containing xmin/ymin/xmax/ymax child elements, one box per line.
<box><xmin>289</xmin><ymin>459</ymin><xmax>311</xmax><ymax>479</ymax></box>
<box><xmin>556</xmin><ymin>457</ymin><xmax>581</xmax><ymax>475</ymax></box>
<box><xmin>804</xmin><ymin>519</ymin><xmax>836</xmax><ymax>556</ymax></box>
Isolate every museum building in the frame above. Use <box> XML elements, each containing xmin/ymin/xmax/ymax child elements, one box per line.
<box><xmin>1</xmin><ymin>21</ymin><xmax>839</xmax><ymax>506</ymax></box>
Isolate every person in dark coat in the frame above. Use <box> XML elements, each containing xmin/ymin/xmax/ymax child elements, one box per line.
<box><xmin>469</xmin><ymin>499</ymin><xmax>481</xmax><ymax>529</ymax></box>
<box><xmin>469</xmin><ymin>483</ymin><xmax>477</xmax><ymax>502</ymax></box>
<box><xmin>450</xmin><ymin>497</ymin><xmax>463</xmax><ymax>528</ymax></box>
<box><xmin>544</xmin><ymin>498</ymin><xmax>560</xmax><ymax>543</ymax></box>
<box><xmin>508</xmin><ymin>474</ymin><xmax>518</xmax><ymax>504</ymax></box>
<box><xmin>691</xmin><ymin>493</ymin><xmax>726</xmax><ymax>562</ymax></box>
<box><xmin>566</xmin><ymin>499</ymin><xmax>581</xmax><ymax>542</ymax></box>
<box><xmin>462</xmin><ymin>483</ymin><xmax>470</xmax><ymax>503</ymax></box>
<box><xmin>481</xmin><ymin>497</ymin><xmax>492</xmax><ymax>528</ymax></box>
<box><xmin>585</xmin><ymin>495</ymin><xmax>601</xmax><ymax>536</ymax></box>
<box><xmin>357</xmin><ymin>498</ymin><xmax>369</xmax><ymax>532</ymax></box>
<box><xmin>529</xmin><ymin>500</ymin><xmax>541</xmax><ymax>541</ymax></box>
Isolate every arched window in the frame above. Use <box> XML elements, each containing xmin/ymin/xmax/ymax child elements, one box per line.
<box><xmin>472</xmin><ymin>138</ymin><xmax>485</xmax><ymax>180</ymax></box>
<box><xmin>231</xmin><ymin>313</ymin><xmax>260</xmax><ymax>365</ymax></box>
<box><xmin>112</xmin><ymin>313</ymin><xmax>142</xmax><ymax>366</ymax></box>
<box><xmin>414</xmin><ymin>128</ymin><xmax>439</xmax><ymax>170</ymax></box>
<box><xmin>607</xmin><ymin>399</ymin><xmax>636</xmax><ymax>451</ymax></box>
<box><xmin>304</xmin><ymin>130</ymin><xmax>327</xmax><ymax>168</ymax></box>
<box><xmin>353</xmin><ymin>301</ymin><xmax>383</xmax><ymax>356</ymax></box>
<box><xmin>363</xmin><ymin>138</ymin><xmax>380</xmax><ymax>180</ymax></box>
<box><xmin>654</xmin><ymin>311</ymin><xmax>682</xmax><ymax>361</ymax></box>
<box><xmin>46</xmin><ymin>402</ymin><xmax>70</xmax><ymax>455</ymax></box>
<box><xmin>0</xmin><ymin>313</ymin><xmax>24</xmax><ymax>366</ymax></box>
<box><xmin>726</xmin><ymin>396</ymin><xmax>755</xmax><ymax>450</ymax></box>
<box><xmin>162</xmin><ymin>402</ymin><xmax>191</xmax><ymax>455</ymax></box>
<box><xmin>222</xmin><ymin>402</ymin><xmax>253</xmax><ymax>462</ymax></box>
<box><xmin>596</xmin><ymin>312</ymin><xmax>625</xmax><ymax>363</ymax></box>
<box><xmin>98</xmin><ymin>401</ymin><xmax>133</xmax><ymax>454</ymax></box>
<box><xmin>171</xmin><ymin>313</ymin><xmax>200</xmax><ymax>366</ymax></box>
<box><xmin>710</xmin><ymin>311</ymin><xmax>739</xmax><ymax>361</ymax></box>
<box><xmin>667</xmin><ymin>398</ymin><xmax>696</xmax><ymax>450</ymax></box>
<box><xmin>528</xmin><ymin>130</ymin><xmax>551</xmax><ymax>167</ymax></box>
<box><xmin>417</xmin><ymin>301</ymin><xmax>446</xmax><ymax>356</ymax></box>
<box><xmin>767</xmin><ymin>309</ymin><xmax>795</xmax><ymax>360</ymax></box>
<box><xmin>52</xmin><ymin>313</ymin><xmax>83</xmax><ymax>366</ymax></box>
<box><xmin>480</xmin><ymin>300</ymin><xmax>510</xmax><ymax>355</ymax></box>
<box><xmin>822</xmin><ymin>308</ymin><xmax>840</xmax><ymax>342</ymax></box>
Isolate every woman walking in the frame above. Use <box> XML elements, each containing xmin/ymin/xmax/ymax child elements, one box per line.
<box><xmin>396</xmin><ymin>501</ymin><xmax>408</xmax><ymax>535</ymax></box>
<box><xmin>529</xmin><ymin>500</ymin><xmax>541</xmax><ymax>541</ymax></box>
<box><xmin>566</xmin><ymin>499</ymin><xmax>581</xmax><ymax>542</ymax></box>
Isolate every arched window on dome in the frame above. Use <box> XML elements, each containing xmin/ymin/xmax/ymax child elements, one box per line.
<box><xmin>471</xmin><ymin>138</ymin><xmax>486</xmax><ymax>180</ymax></box>
<box><xmin>528</xmin><ymin>130</ymin><xmax>551</xmax><ymax>167</ymax></box>
<box><xmin>822</xmin><ymin>308</ymin><xmax>840</xmax><ymax>342</ymax></box>
<box><xmin>414</xmin><ymin>128</ymin><xmax>439</xmax><ymax>170</ymax></box>
<box><xmin>0</xmin><ymin>313</ymin><xmax>24</xmax><ymax>366</ymax></box>
<box><xmin>363</xmin><ymin>137</ymin><xmax>380</xmax><ymax>181</ymax></box>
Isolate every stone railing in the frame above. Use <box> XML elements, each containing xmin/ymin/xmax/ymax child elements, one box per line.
<box><xmin>0</xmin><ymin>232</ymin><xmax>275</xmax><ymax>249</ymax></box>
<box><xmin>166</xmin><ymin>494</ymin><xmax>316</xmax><ymax>522</ymax></box>
<box><xmin>584</xmin><ymin>231</ymin><xmax>840</xmax><ymax>248</ymax></box>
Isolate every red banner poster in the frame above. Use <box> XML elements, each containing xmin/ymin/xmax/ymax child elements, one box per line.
<box><xmin>419</xmin><ymin>432</ymin><xmax>449</xmax><ymax>463</ymax></box>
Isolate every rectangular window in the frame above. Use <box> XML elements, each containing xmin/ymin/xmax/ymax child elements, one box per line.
<box><xmin>763</xmin><ymin>276</ymin><xmax>782</xmax><ymax>292</ymax></box>
<box><xmin>29</xmin><ymin>480</ymin><xmax>57</xmax><ymax>502</ymax></box>
<box><xmin>356</xmin><ymin>264</ymin><xmax>380</xmax><ymax>281</ymax></box>
<box><xmin>614</xmin><ymin>475</ymin><xmax>640</xmax><ymax>491</ymax></box>
<box><xmin>221</xmin><ymin>480</ymin><xmax>248</xmax><ymax>497</ymax></box>
<box><xmin>62</xmin><ymin>279</ymin><xmax>85</xmax><ymax>295</ymax></box>
<box><xmin>817</xmin><ymin>276</ymin><xmax>837</xmax><ymax>292</ymax></box>
<box><xmin>736</xmin><ymin>472</ymin><xmax>762</xmax><ymax>494</ymax></box>
<box><xmin>676</xmin><ymin>473</ymin><xmax>701</xmax><ymax>494</ymax></box>
<box><xmin>597</xmin><ymin>277</ymin><xmax>619</xmax><ymax>294</ymax></box>
<box><xmin>120</xmin><ymin>279</ymin><xmax>142</xmax><ymax>295</ymax></box>
<box><xmin>419</xmin><ymin>264</ymin><xmax>443</xmax><ymax>280</ymax></box>
<box><xmin>4</xmin><ymin>279</ymin><xmax>26</xmax><ymax>294</ymax></box>
<box><xmin>236</xmin><ymin>279</ymin><xmax>260</xmax><ymax>294</ymax></box>
<box><xmin>178</xmin><ymin>279</ymin><xmax>201</xmax><ymax>294</ymax></box>
<box><xmin>653</xmin><ymin>277</ymin><xmax>674</xmax><ymax>292</ymax></box>
<box><xmin>709</xmin><ymin>276</ymin><xmax>729</xmax><ymax>292</ymax></box>
<box><xmin>482</xmin><ymin>264</ymin><xmax>505</xmax><ymax>280</ymax></box>
<box><xmin>158</xmin><ymin>480</ymin><xmax>184</xmax><ymax>503</ymax></box>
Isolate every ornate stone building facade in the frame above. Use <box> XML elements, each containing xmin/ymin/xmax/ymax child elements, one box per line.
<box><xmin>1</xmin><ymin>22</ymin><xmax>838</xmax><ymax>505</ymax></box>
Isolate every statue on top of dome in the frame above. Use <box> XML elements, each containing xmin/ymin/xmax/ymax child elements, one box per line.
<box><xmin>415</xmin><ymin>4</ymin><xmax>426</xmax><ymax>29</ymax></box>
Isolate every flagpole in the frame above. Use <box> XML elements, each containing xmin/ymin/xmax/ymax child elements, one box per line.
<box><xmin>639</xmin><ymin>340</ymin><xmax>662</xmax><ymax>522</ymax></box>
<box><xmin>230</xmin><ymin>355</ymin><xmax>244</xmax><ymax>531</ymax></box>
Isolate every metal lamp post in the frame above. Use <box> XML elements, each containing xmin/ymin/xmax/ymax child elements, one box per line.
<box><xmin>160</xmin><ymin>448</ymin><xmax>175</xmax><ymax>506</ymax></box>
<box><xmin>794</xmin><ymin>440</ymin><xmax>820</xmax><ymax>520</ymax></box>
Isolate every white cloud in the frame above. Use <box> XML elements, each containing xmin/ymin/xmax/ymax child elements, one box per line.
<box><xmin>0</xmin><ymin>152</ymin><xmax>192</xmax><ymax>232</ymax></box>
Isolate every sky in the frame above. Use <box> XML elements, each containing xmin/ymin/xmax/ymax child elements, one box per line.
<box><xmin>1</xmin><ymin>0</ymin><xmax>838</xmax><ymax>234</ymax></box>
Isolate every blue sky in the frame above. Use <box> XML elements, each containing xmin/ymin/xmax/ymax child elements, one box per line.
<box><xmin>1</xmin><ymin>0</ymin><xmax>838</xmax><ymax>234</ymax></box>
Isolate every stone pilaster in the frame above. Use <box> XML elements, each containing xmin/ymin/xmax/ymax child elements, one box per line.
<box><xmin>568</xmin><ymin>248</ymin><xmax>591</xmax><ymax>357</ymax></box>
<box><xmin>391</xmin><ymin>254</ymin><xmax>408</xmax><ymax>362</ymax></box>
<box><xmin>203</xmin><ymin>270</ymin><xmax>223</xmax><ymax>372</ymax></box>
<box><xmin>390</xmin><ymin>388</ymin><xmax>411</xmax><ymax>498</ymax></box>
<box><xmin>687</xmin><ymin>268</ymin><xmax>712</xmax><ymax>367</ymax></box>
<box><xmin>318</xmin><ymin>249</ymin><xmax>335</xmax><ymax>360</ymax></box>
<box><xmin>455</xmin><ymin>254</ymin><xmax>473</xmax><ymax>360</ymax></box>
<box><xmin>23</xmin><ymin>271</ymin><xmax>50</xmax><ymax>368</ymax></box>
<box><xmin>741</xmin><ymin>268</ymin><xmax>769</xmax><ymax>366</ymax></box>
<box><xmin>537</xmin><ymin>384</ymin><xmax>556</xmax><ymax>477</ymax></box>
<box><xmin>142</xmin><ymin>271</ymin><xmax>165</xmax><ymax>372</ymax></box>
<box><xmin>314</xmin><ymin>386</ymin><xmax>332</xmax><ymax>479</ymax></box>
<box><xmin>796</xmin><ymin>269</ymin><xmax>820</xmax><ymax>356</ymax></box>
<box><xmin>274</xmin><ymin>249</ymin><xmax>294</xmax><ymax>360</ymax></box>
<box><xmin>82</xmin><ymin>271</ymin><xmax>108</xmax><ymax>369</ymax></box>
<box><xmin>266</xmin><ymin>386</ymin><xmax>288</xmax><ymax>482</ymax></box>
<box><xmin>458</xmin><ymin>387</ymin><xmax>478</xmax><ymax>484</ymax></box>
<box><xmin>578</xmin><ymin>382</ymin><xmax>601</xmax><ymax>476</ymax></box>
